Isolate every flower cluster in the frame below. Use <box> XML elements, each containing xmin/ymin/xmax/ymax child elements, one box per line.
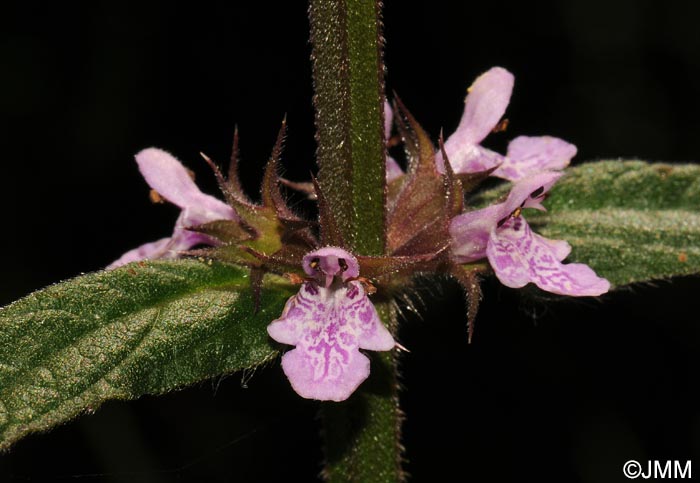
<box><xmin>111</xmin><ymin>67</ymin><xmax>608</xmax><ymax>401</ymax></box>
<box><xmin>385</xmin><ymin>67</ymin><xmax>608</xmax><ymax>296</ymax></box>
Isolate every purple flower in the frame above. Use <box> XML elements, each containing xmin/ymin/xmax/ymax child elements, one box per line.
<box><xmin>267</xmin><ymin>247</ymin><xmax>395</xmax><ymax>401</ymax></box>
<box><xmin>450</xmin><ymin>171</ymin><xmax>610</xmax><ymax>296</ymax></box>
<box><xmin>108</xmin><ymin>148</ymin><xmax>237</xmax><ymax>269</ymax></box>
<box><xmin>435</xmin><ymin>67</ymin><xmax>514</xmax><ymax>176</ymax></box>
<box><xmin>429</xmin><ymin>67</ymin><xmax>577</xmax><ymax>181</ymax></box>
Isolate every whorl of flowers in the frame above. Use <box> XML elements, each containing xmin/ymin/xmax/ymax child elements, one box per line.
<box><xmin>110</xmin><ymin>68</ymin><xmax>608</xmax><ymax>400</ymax></box>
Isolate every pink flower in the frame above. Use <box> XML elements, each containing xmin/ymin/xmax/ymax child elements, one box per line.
<box><xmin>387</xmin><ymin>66</ymin><xmax>576</xmax><ymax>182</ymax></box>
<box><xmin>388</xmin><ymin>72</ymin><xmax>576</xmax><ymax>183</ymax></box>
<box><xmin>108</xmin><ymin>148</ymin><xmax>236</xmax><ymax>269</ymax></box>
<box><xmin>267</xmin><ymin>247</ymin><xmax>394</xmax><ymax>401</ymax></box>
<box><xmin>450</xmin><ymin>171</ymin><xmax>610</xmax><ymax>296</ymax></box>
<box><xmin>495</xmin><ymin>135</ymin><xmax>577</xmax><ymax>182</ymax></box>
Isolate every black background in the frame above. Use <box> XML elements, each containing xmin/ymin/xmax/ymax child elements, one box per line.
<box><xmin>1</xmin><ymin>1</ymin><xmax>699</xmax><ymax>482</ymax></box>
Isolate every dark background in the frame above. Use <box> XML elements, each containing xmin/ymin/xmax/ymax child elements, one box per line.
<box><xmin>1</xmin><ymin>1</ymin><xmax>699</xmax><ymax>481</ymax></box>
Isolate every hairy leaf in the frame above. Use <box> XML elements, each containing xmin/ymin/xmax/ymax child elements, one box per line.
<box><xmin>476</xmin><ymin>161</ymin><xmax>700</xmax><ymax>287</ymax></box>
<box><xmin>0</xmin><ymin>260</ymin><xmax>293</xmax><ymax>450</ymax></box>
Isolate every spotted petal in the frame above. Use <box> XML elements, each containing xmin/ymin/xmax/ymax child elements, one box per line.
<box><xmin>267</xmin><ymin>281</ymin><xmax>394</xmax><ymax>401</ymax></box>
<box><xmin>449</xmin><ymin>171</ymin><xmax>563</xmax><ymax>263</ymax></box>
<box><xmin>534</xmin><ymin>233</ymin><xmax>571</xmax><ymax>262</ymax></box>
<box><xmin>487</xmin><ymin>217</ymin><xmax>610</xmax><ymax>296</ymax></box>
<box><xmin>494</xmin><ymin>136</ymin><xmax>577</xmax><ymax>181</ymax></box>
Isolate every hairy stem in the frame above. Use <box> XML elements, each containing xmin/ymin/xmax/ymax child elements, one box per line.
<box><xmin>321</xmin><ymin>304</ymin><xmax>403</xmax><ymax>482</ymax></box>
<box><xmin>309</xmin><ymin>0</ymin><xmax>386</xmax><ymax>255</ymax></box>
<box><xmin>309</xmin><ymin>1</ymin><xmax>401</xmax><ymax>480</ymax></box>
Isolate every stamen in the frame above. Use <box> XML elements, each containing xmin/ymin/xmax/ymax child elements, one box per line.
<box><xmin>285</xmin><ymin>273</ymin><xmax>306</xmax><ymax>285</ymax></box>
<box><xmin>492</xmin><ymin>118</ymin><xmax>509</xmax><ymax>133</ymax></box>
<box><xmin>149</xmin><ymin>190</ymin><xmax>165</xmax><ymax>204</ymax></box>
<box><xmin>497</xmin><ymin>206</ymin><xmax>523</xmax><ymax>229</ymax></box>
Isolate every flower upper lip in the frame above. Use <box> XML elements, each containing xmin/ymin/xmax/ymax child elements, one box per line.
<box><xmin>388</xmin><ymin>67</ymin><xmax>577</xmax><ymax>184</ymax></box>
<box><xmin>107</xmin><ymin>148</ymin><xmax>237</xmax><ymax>269</ymax></box>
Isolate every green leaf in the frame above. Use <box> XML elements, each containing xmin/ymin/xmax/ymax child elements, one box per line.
<box><xmin>478</xmin><ymin>161</ymin><xmax>700</xmax><ymax>287</ymax></box>
<box><xmin>0</xmin><ymin>259</ymin><xmax>294</xmax><ymax>450</ymax></box>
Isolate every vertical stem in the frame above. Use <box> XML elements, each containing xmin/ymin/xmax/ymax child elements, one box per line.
<box><xmin>309</xmin><ymin>0</ymin><xmax>386</xmax><ymax>255</ymax></box>
<box><xmin>321</xmin><ymin>304</ymin><xmax>403</xmax><ymax>482</ymax></box>
<box><xmin>309</xmin><ymin>4</ymin><xmax>401</xmax><ymax>480</ymax></box>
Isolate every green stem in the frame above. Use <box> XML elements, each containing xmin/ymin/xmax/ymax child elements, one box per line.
<box><xmin>321</xmin><ymin>304</ymin><xmax>403</xmax><ymax>482</ymax></box>
<box><xmin>308</xmin><ymin>0</ymin><xmax>386</xmax><ymax>255</ymax></box>
<box><xmin>309</xmin><ymin>1</ymin><xmax>401</xmax><ymax>480</ymax></box>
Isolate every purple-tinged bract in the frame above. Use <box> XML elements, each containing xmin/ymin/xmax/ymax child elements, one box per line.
<box><xmin>268</xmin><ymin>247</ymin><xmax>394</xmax><ymax>401</ymax></box>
